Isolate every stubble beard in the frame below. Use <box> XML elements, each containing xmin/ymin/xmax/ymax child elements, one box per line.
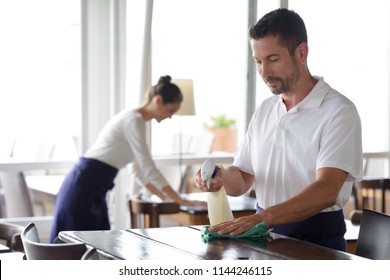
<box><xmin>264</xmin><ymin>61</ymin><xmax>301</xmax><ymax>95</ymax></box>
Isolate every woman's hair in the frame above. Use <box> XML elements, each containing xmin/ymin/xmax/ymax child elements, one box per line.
<box><xmin>146</xmin><ymin>75</ymin><xmax>183</xmax><ymax>104</ymax></box>
<box><xmin>249</xmin><ymin>8</ymin><xmax>307</xmax><ymax>55</ymax></box>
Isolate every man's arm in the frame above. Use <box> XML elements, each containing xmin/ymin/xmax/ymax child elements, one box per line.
<box><xmin>220</xmin><ymin>166</ymin><xmax>255</xmax><ymax>196</ymax></box>
<box><xmin>209</xmin><ymin>167</ymin><xmax>348</xmax><ymax>236</ymax></box>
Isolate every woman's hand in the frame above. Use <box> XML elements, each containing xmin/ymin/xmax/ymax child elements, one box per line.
<box><xmin>161</xmin><ymin>185</ymin><xmax>207</xmax><ymax>208</ymax></box>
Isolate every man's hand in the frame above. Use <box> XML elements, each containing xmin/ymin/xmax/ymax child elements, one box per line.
<box><xmin>194</xmin><ymin>166</ymin><xmax>224</xmax><ymax>192</ymax></box>
<box><xmin>208</xmin><ymin>213</ymin><xmax>265</xmax><ymax>236</ymax></box>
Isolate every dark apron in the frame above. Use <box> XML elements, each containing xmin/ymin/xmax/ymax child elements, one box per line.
<box><xmin>257</xmin><ymin>204</ymin><xmax>347</xmax><ymax>251</ymax></box>
<box><xmin>49</xmin><ymin>157</ymin><xmax>118</xmax><ymax>243</ymax></box>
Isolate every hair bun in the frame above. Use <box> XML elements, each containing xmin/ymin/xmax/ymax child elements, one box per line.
<box><xmin>158</xmin><ymin>75</ymin><xmax>172</xmax><ymax>84</ymax></box>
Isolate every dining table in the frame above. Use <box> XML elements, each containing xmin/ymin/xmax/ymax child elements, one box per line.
<box><xmin>58</xmin><ymin>225</ymin><xmax>366</xmax><ymax>260</ymax></box>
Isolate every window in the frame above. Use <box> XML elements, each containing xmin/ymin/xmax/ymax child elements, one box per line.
<box><xmin>127</xmin><ymin>0</ymin><xmax>249</xmax><ymax>155</ymax></box>
<box><xmin>125</xmin><ymin>1</ymin><xmax>390</xmax><ymax>155</ymax></box>
<box><xmin>0</xmin><ymin>0</ymin><xmax>81</xmax><ymax>160</ymax></box>
<box><xmin>288</xmin><ymin>0</ymin><xmax>390</xmax><ymax>152</ymax></box>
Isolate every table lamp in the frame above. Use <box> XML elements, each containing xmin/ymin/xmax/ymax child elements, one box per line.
<box><xmin>173</xmin><ymin>79</ymin><xmax>195</xmax><ymax>116</ymax></box>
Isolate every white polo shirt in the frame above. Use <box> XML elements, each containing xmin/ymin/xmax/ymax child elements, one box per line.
<box><xmin>234</xmin><ymin>77</ymin><xmax>362</xmax><ymax>212</ymax></box>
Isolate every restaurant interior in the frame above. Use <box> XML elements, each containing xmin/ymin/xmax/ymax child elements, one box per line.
<box><xmin>0</xmin><ymin>0</ymin><xmax>390</xmax><ymax>261</ymax></box>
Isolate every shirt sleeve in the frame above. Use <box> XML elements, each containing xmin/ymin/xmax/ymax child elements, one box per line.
<box><xmin>316</xmin><ymin>103</ymin><xmax>363</xmax><ymax>182</ymax></box>
<box><xmin>123</xmin><ymin>117</ymin><xmax>169</xmax><ymax>190</ymax></box>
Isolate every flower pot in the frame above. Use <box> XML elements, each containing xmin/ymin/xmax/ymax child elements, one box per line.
<box><xmin>207</xmin><ymin>127</ymin><xmax>237</xmax><ymax>153</ymax></box>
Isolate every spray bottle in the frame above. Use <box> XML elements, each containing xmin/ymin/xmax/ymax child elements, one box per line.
<box><xmin>201</xmin><ymin>158</ymin><xmax>233</xmax><ymax>226</ymax></box>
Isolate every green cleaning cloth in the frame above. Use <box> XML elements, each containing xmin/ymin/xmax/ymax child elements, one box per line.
<box><xmin>201</xmin><ymin>221</ymin><xmax>269</xmax><ymax>242</ymax></box>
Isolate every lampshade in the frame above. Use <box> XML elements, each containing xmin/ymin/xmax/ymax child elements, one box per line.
<box><xmin>172</xmin><ymin>79</ymin><xmax>196</xmax><ymax>116</ymax></box>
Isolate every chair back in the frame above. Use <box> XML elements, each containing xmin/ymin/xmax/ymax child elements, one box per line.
<box><xmin>353</xmin><ymin>178</ymin><xmax>390</xmax><ymax>213</ymax></box>
<box><xmin>21</xmin><ymin>223</ymin><xmax>88</xmax><ymax>260</ymax></box>
<box><xmin>0</xmin><ymin>171</ymin><xmax>34</xmax><ymax>217</ymax></box>
<box><xmin>81</xmin><ymin>247</ymin><xmax>99</xmax><ymax>260</ymax></box>
<box><xmin>0</xmin><ymin>222</ymin><xmax>25</xmax><ymax>251</ymax></box>
<box><xmin>129</xmin><ymin>198</ymin><xmax>180</xmax><ymax>228</ymax></box>
<box><xmin>355</xmin><ymin>209</ymin><xmax>390</xmax><ymax>259</ymax></box>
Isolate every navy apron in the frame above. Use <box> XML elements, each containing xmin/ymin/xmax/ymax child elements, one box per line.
<box><xmin>49</xmin><ymin>157</ymin><xmax>118</xmax><ymax>243</ymax></box>
<box><xmin>257</xmin><ymin>205</ymin><xmax>347</xmax><ymax>251</ymax></box>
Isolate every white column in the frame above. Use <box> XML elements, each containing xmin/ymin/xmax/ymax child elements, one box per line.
<box><xmin>81</xmin><ymin>0</ymin><xmax>127</xmax><ymax>229</ymax></box>
<box><xmin>81</xmin><ymin>0</ymin><xmax>126</xmax><ymax>152</ymax></box>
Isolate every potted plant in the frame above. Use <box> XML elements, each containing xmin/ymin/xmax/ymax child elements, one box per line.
<box><xmin>205</xmin><ymin>114</ymin><xmax>237</xmax><ymax>152</ymax></box>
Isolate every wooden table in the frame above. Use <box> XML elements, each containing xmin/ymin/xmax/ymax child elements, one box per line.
<box><xmin>0</xmin><ymin>243</ymin><xmax>11</xmax><ymax>253</ymax></box>
<box><xmin>59</xmin><ymin>226</ymin><xmax>366</xmax><ymax>260</ymax></box>
<box><xmin>344</xmin><ymin>219</ymin><xmax>360</xmax><ymax>254</ymax></box>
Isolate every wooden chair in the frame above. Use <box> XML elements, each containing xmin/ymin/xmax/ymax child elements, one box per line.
<box><xmin>21</xmin><ymin>222</ymin><xmax>88</xmax><ymax>260</ymax></box>
<box><xmin>355</xmin><ymin>208</ymin><xmax>390</xmax><ymax>259</ymax></box>
<box><xmin>0</xmin><ymin>171</ymin><xmax>35</xmax><ymax>217</ymax></box>
<box><xmin>81</xmin><ymin>247</ymin><xmax>99</xmax><ymax>260</ymax></box>
<box><xmin>352</xmin><ymin>178</ymin><xmax>390</xmax><ymax>213</ymax></box>
<box><xmin>348</xmin><ymin>209</ymin><xmax>363</xmax><ymax>225</ymax></box>
<box><xmin>0</xmin><ymin>222</ymin><xmax>25</xmax><ymax>252</ymax></box>
<box><xmin>129</xmin><ymin>198</ymin><xmax>180</xmax><ymax>228</ymax></box>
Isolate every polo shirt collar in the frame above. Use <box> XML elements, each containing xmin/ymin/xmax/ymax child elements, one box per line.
<box><xmin>273</xmin><ymin>76</ymin><xmax>330</xmax><ymax>112</ymax></box>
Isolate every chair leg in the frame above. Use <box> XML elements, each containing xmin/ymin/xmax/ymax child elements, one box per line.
<box><xmin>143</xmin><ymin>214</ymin><xmax>149</xmax><ymax>228</ymax></box>
<box><xmin>150</xmin><ymin>213</ymin><xmax>159</xmax><ymax>228</ymax></box>
<box><xmin>130</xmin><ymin>213</ymin><xmax>137</xmax><ymax>228</ymax></box>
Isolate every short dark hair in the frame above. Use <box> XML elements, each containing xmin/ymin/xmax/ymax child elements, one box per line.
<box><xmin>147</xmin><ymin>75</ymin><xmax>183</xmax><ymax>104</ymax></box>
<box><xmin>249</xmin><ymin>8</ymin><xmax>307</xmax><ymax>55</ymax></box>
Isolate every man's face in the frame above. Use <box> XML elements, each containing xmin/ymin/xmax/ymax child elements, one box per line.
<box><xmin>251</xmin><ymin>35</ymin><xmax>301</xmax><ymax>95</ymax></box>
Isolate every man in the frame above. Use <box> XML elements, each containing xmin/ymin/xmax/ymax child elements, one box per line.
<box><xmin>195</xmin><ymin>8</ymin><xmax>362</xmax><ymax>251</ymax></box>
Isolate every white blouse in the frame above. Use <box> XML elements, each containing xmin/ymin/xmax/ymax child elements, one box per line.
<box><xmin>84</xmin><ymin>109</ymin><xmax>169</xmax><ymax>190</ymax></box>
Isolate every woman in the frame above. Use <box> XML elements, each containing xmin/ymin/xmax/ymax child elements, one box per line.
<box><xmin>49</xmin><ymin>75</ymin><xmax>205</xmax><ymax>242</ymax></box>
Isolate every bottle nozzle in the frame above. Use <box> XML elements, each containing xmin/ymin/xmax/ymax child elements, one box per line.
<box><xmin>201</xmin><ymin>158</ymin><xmax>216</xmax><ymax>189</ymax></box>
